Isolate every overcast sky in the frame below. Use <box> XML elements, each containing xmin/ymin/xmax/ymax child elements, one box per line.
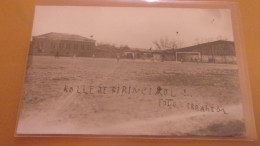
<box><xmin>32</xmin><ymin>6</ymin><xmax>234</xmax><ymax>49</ymax></box>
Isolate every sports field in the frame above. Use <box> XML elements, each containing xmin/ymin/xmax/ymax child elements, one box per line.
<box><xmin>17</xmin><ymin>56</ymin><xmax>245</xmax><ymax>136</ymax></box>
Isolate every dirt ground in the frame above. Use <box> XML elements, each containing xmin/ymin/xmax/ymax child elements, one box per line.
<box><xmin>16</xmin><ymin>56</ymin><xmax>245</xmax><ymax>137</ymax></box>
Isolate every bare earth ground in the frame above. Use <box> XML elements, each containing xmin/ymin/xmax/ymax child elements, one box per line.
<box><xmin>17</xmin><ymin>56</ymin><xmax>245</xmax><ymax>137</ymax></box>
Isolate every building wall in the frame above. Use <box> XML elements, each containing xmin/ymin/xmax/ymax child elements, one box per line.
<box><xmin>176</xmin><ymin>54</ymin><xmax>236</xmax><ymax>64</ymax></box>
<box><xmin>200</xmin><ymin>55</ymin><xmax>236</xmax><ymax>64</ymax></box>
<box><xmin>30</xmin><ymin>38</ymin><xmax>95</xmax><ymax>57</ymax></box>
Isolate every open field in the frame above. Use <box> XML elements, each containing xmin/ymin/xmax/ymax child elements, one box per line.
<box><xmin>17</xmin><ymin>56</ymin><xmax>245</xmax><ymax>136</ymax></box>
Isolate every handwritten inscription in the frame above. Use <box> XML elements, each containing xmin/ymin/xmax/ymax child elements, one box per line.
<box><xmin>63</xmin><ymin>84</ymin><xmax>227</xmax><ymax>114</ymax></box>
<box><xmin>159</xmin><ymin>99</ymin><xmax>177</xmax><ymax>108</ymax></box>
<box><xmin>187</xmin><ymin>102</ymin><xmax>227</xmax><ymax>114</ymax></box>
<box><xmin>64</xmin><ymin>85</ymin><xmax>192</xmax><ymax>97</ymax></box>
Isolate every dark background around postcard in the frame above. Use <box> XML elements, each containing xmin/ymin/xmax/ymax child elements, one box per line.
<box><xmin>0</xmin><ymin>0</ymin><xmax>259</xmax><ymax>145</ymax></box>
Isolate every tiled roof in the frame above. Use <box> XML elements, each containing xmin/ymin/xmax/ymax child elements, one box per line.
<box><xmin>33</xmin><ymin>32</ymin><xmax>95</xmax><ymax>42</ymax></box>
<box><xmin>176</xmin><ymin>40</ymin><xmax>234</xmax><ymax>52</ymax></box>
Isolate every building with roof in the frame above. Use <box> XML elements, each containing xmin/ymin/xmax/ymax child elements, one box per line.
<box><xmin>175</xmin><ymin>40</ymin><xmax>236</xmax><ymax>64</ymax></box>
<box><xmin>29</xmin><ymin>32</ymin><xmax>96</xmax><ymax>57</ymax></box>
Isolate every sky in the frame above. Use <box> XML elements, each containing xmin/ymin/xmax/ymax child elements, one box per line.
<box><xmin>32</xmin><ymin>6</ymin><xmax>234</xmax><ymax>49</ymax></box>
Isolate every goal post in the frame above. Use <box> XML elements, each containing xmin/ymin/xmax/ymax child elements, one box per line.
<box><xmin>175</xmin><ymin>52</ymin><xmax>201</xmax><ymax>62</ymax></box>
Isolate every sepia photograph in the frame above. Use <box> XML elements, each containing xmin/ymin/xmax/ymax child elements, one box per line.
<box><xmin>16</xmin><ymin>5</ymin><xmax>245</xmax><ymax>137</ymax></box>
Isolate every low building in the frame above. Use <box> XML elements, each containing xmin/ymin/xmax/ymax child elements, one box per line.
<box><xmin>29</xmin><ymin>32</ymin><xmax>96</xmax><ymax>57</ymax></box>
<box><xmin>123</xmin><ymin>52</ymin><xmax>135</xmax><ymax>59</ymax></box>
<box><xmin>176</xmin><ymin>40</ymin><xmax>236</xmax><ymax>63</ymax></box>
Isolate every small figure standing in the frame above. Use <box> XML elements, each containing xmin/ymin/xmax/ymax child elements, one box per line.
<box><xmin>116</xmin><ymin>54</ymin><xmax>120</xmax><ymax>63</ymax></box>
<box><xmin>55</xmin><ymin>51</ymin><xmax>59</xmax><ymax>58</ymax></box>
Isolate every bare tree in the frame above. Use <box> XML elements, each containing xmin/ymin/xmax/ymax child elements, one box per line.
<box><xmin>152</xmin><ymin>37</ymin><xmax>178</xmax><ymax>50</ymax></box>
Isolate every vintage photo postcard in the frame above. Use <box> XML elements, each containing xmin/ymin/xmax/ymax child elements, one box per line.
<box><xmin>16</xmin><ymin>1</ymin><xmax>256</xmax><ymax>139</ymax></box>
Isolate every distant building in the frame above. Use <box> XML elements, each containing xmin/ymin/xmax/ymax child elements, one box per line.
<box><xmin>176</xmin><ymin>40</ymin><xmax>236</xmax><ymax>63</ymax></box>
<box><xmin>29</xmin><ymin>32</ymin><xmax>96</xmax><ymax>57</ymax></box>
<box><xmin>152</xmin><ymin>53</ymin><xmax>163</xmax><ymax>62</ymax></box>
<box><xmin>123</xmin><ymin>52</ymin><xmax>135</xmax><ymax>59</ymax></box>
